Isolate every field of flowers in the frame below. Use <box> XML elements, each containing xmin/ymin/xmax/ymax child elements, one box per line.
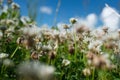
<box><xmin>0</xmin><ymin>0</ymin><xmax>120</xmax><ymax>80</ymax></box>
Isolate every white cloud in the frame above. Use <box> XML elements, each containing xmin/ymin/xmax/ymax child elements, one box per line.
<box><xmin>40</xmin><ymin>6</ymin><xmax>52</xmax><ymax>15</ymax></box>
<box><xmin>86</xmin><ymin>13</ymin><xmax>97</xmax><ymax>28</ymax></box>
<box><xmin>73</xmin><ymin>13</ymin><xmax>97</xmax><ymax>29</ymax></box>
<box><xmin>101</xmin><ymin>4</ymin><xmax>120</xmax><ymax>31</ymax></box>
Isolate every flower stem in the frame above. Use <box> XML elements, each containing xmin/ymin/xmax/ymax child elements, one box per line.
<box><xmin>10</xmin><ymin>46</ymin><xmax>19</xmax><ymax>58</ymax></box>
<box><xmin>92</xmin><ymin>68</ymin><xmax>95</xmax><ymax>80</ymax></box>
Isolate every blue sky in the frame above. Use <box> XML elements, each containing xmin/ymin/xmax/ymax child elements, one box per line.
<box><xmin>13</xmin><ymin>0</ymin><xmax>120</xmax><ymax>27</ymax></box>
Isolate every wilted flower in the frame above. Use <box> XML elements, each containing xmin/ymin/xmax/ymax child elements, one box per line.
<box><xmin>17</xmin><ymin>61</ymin><xmax>55</xmax><ymax>80</ymax></box>
<box><xmin>31</xmin><ymin>51</ymin><xmax>39</xmax><ymax>60</ymax></box>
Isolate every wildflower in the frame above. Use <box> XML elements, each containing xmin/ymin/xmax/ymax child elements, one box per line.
<box><xmin>31</xmin><ymin>51</ymin><xmax>39</xmax><ymax>60</ymax></box>
<box><xmin>86</xmin><ymin>52</ymin><xmax>114</xmax><ymax>69</ymax></box>
<box><xmin>76</xmin><ymin>25</ymin><xmax>89</xmax><ymax>33</ymax></box>
<box><xmin>16</xmin><ymin>36</ymin><xmax>25</xmax><ymax>45</ymax></box>
<box><xmin>11</xmin><ymin>2</ymin><xmax>20</xmax><ymax>9</ymax></box>
<box><xmin>42</xmin><ymin>44</ymin><xmax>52</xmax><ymax>51</ymax></box>
<box><xmin>88</xmin><ymin>40</ymin><xmax>102</xmax><ymax>53</ymax></box>
<box><xmin>6</xmin><ymin>19</ymin><xmax>14</xmax><ymax>25</ymax></box>
<box><xmin>17</xmin><ymin>61</ymin><xmax>55</xmax><ymax>80</ymax></box>
<box><xmin>83</xmin><ymin>68</ymin><xmax>91</xmax><ymax>76</ymax></box>
<box><xmin>102</xmin><ymin>27</ymin><xmax>109</xmax><ymax>33</ymax></box>
<box><xmin>70</xmin><ymin>18</ymin><xmax>77</xmax><ymax>24</ymax></box>
<box><xmin>21</xmin><ymin>26</ymin><xmax>40</xmax><ymax>36</ymax></box>
<box><xmin>62</xmin><ymin>59</ymin><xmax>70</xmax><ymax>66</ymax></box>
<box><xmin>20</xmin><ymin>16</ymin><xmax>31</xmax><ymax>25</ymax></box>
<box><xmin>63</xmin><ymin>24</ymin><xmax>70</xmax><ymax>29</ymax></box>
<box><xmin>0</xmin><ymin>53</ymin><xmax>9</xmax><ymax>59</ymax></box>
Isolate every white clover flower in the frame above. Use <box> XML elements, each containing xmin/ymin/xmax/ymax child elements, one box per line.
<box><xmin>88</xmin><ymin>40</ymin><xmax>102</xmax><ymax>52</ymax></box>
<box><xmin>69</xmin><ymin>18</ymin><xmax>77</xmax><ymax>24</ymax></box>
<box><xmin>6</xmin><ymin>19</ymin><xmax>15</xmax><ymax>25</ymax></box>
<box><xmin>42</xmin><ymin>44</ymin><xmax>52</xmax><ymax>51</ymax></box>
<box><xmin>52</xmin><ymin>29</ymin><xmax>59</xmax><ymax>37</ymax></box>
<box><xmin>20</xmin><ymin>16</ymin><xmax>31</xmax><ymax>25</ymax></box>
<box><xmin>0</xmin><ymin>53</ymin><xmax>9</xmax><ymax>59</ymax></box>
<box><xmin>11</xmin><ymin>2</ymin><xmax>20</xmax><ymax>9</ymax></box>
<box><xmin>21</xmin><ymin>26</ymin><xmax>41</xmax><ymax>36</ymax></box>
<box><xmin>62</xmin><ymin>59</ymin><xmax>70</xmax><ymax>66</ymax></box>
<box><xmin>17</xmin><ymin>61</ymin><xmax>55</xmax><ymax>80</ymax></box>
<box><xmin>35</xmin><ymin>42</ymin><xmax>42</xmax><ymax>50</ymax></box>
